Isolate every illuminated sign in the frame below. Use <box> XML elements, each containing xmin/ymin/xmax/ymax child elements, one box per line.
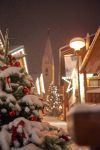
<box><xmin>62</xmin><ymin>76</ymin><xmax>72</xmax><ymax>93</ymax></box>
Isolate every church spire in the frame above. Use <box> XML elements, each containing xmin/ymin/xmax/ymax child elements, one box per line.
<box><xmin>48</xmin><ymin>28</ymin><xmax>50</xmax><ymax>35</ymax></box>
<box><xmin>44</xmin><ymin>29</ymin><xmax>54</xmax><ymax>65</ymax></box>
<box><xmin>42</xmin><ymin>29</ymin><xmax>55</xmax><ymax>94</ymax></box>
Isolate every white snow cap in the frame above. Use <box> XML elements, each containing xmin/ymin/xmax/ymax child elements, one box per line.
<box><xmin>69</xmin><ymin>103</ymin><xmax>100</xmax><ymax>114</ymax></box>
<box><xmin>1</xmin><ymin>108</ymin><xmax>7</xmax><ymax>113</ymax></box>
<box><xmin>20</xmin><ymin>95</ymin><xmax>43</xmax><ymax>107</ymax></box>
<box><xmin>0</xmin><ymin>117</ymin><xmax>67</xmax><ymax>150</ymax></box>
<box><xmin>25</xmin><ymin>107</ymin><xmax>30</xmax><ymax>113</ymax></box>
<box><xmin>11</xmin><ymin>143</ymin><xmax>42</xmax><ymax>150</ymax></box>
<box><xmin>0</xmin><ymin>67</ymin><xmax>24</xmax><ymax>78</ymax></box>
<box><xmin>0</xmin><ymin>91</ymin><xmax>16</xmax><ymax>102</ymax></box>
<box><xmin>0</xmin><ymin>126</ymin><xmax>11</xmax><ymax>150</ymax></box>
<box><xmin>0</xmin><ymin>91</ymin><xmax>21</xmax><ymax>111</ymax></box>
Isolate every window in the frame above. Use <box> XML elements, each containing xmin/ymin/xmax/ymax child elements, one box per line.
<box><xmin>45</xmin><ymin>68</ymin><xmax>48</xmax><ymax>76</ymax></box>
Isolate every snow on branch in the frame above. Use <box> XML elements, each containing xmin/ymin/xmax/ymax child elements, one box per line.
<box><xmin>0</xmin><ymin>67</ymin><xmax>24</xmax><ymax>78</ymax></box>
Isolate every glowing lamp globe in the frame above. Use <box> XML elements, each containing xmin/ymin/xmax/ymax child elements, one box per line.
<box><xmin>70</xmin><ymin>37</ymin><xmax>85</xmax><ymax>51</ymax></box>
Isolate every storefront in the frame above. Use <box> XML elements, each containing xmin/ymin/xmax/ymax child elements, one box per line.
<box><xmin>80</xmin><ymin>27</ymin><xmax>100</xmax><ymax>103</ymax></box>
<box><xmin>59</xmin><ymin>26</ymin><xmax>100</xmax><ymax>120</ymax></box>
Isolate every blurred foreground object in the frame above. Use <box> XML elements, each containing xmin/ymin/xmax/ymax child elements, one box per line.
<box><xmin>67</xmin><ymin>104</ymin><xmax>100</xmax><ymax>147</ymax></box>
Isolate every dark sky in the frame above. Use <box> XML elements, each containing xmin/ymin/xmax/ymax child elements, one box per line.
<box><xmin>0</xmin><ymin>0</ymin><xmax>100</xmax><ymax>82</ymax></box>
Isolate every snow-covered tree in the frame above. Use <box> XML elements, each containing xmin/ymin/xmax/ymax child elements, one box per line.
<box><xmin>0</xmin><ymin>45</ymin><xmax>43</xmax><ymax>125</ymax></box>
<box><xmin>46</xmin><ymin>83</ymin><xmax>63</xmax><ymax>117</ymax></box>
<box><xmin>0</xmin><ymin>30</ymin><xmax>70</xmax><ymax>150</ymax></box>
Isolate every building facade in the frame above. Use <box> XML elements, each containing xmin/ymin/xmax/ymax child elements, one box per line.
<box><xmin>59</xmin><ymin>26</ymin><xmax>100</xmax><ymax>120</ymax></box>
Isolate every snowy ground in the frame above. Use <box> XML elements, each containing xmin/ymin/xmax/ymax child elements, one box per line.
<box><xmin>43</xmin><ymin>115</ymin><xmax>67</xmax><ymax>130</ymax></box>
<box><xmin>43</xmin><ymin>116</ymin><xmax>90</xmax><ymax>150</ymax></box>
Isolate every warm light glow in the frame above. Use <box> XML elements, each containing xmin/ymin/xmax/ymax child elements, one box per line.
<box><xmin>59</xmin><ymin>105</ymin><xmax>62</xmax><ymax>110</ymax></box>
<box><xmin>87</xmin><ymin>74</ymin><xmax>93</xmax><ymax>78</ymax></box>
<box><xmin>80</xmin><ymin>73</ymin><xmax>85</xmax><ymax>102</ymax></box>
<box><xmin>0</xmin><ymin>39</ymin><xmax>3</xmax><ymax>49</ymax></box>
<box><xmin>72</xmin><ymin>75</ymin><xmax>76</xmax><ymax>104</ymax></box>
<box><xmin>70</xmin><ymin>37</ymin><xmax>85</xmax><ymax>50</ymax></box>
<box><xmin>40</xmin><ymin>73</ymin><xmax>45</xmax><ymax>93</ymax></box>
<box><xmin>62</xmin><ymin>76</ymin><xmax>73</xmax><ymax>93</ymax></box>
<box><xmin>36</xmin><ymin>78</ymin><xmax>40</xmax><ymax>95</ymax></box>
<box><xmin>71</xmin><ymin>69</ymin><xmax>77</xmax><ymax>103</ymax></box>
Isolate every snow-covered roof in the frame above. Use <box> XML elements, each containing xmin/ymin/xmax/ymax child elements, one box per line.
<box><xmin>0</xmin><ymin>91</ymin><xmax>16</xmax><ymax>102</ymax></box>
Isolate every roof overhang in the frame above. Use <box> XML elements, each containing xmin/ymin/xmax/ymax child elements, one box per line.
<box><xmin>9</xmin><ymin>45</ymin><xmax>28</xmax><ymax>73</ymax></box>
<box><xmin>80</xmin><ymin>27</ymin><xmax>100</xmax><ymax>74</ymax></box>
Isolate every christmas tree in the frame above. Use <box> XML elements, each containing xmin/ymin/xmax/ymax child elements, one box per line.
<box><xmin>0</xmin><ymin>30</ymin><xmax>70</xmax><ymax>150</ymax></box>
<box><xmin>0</xmin><ymin>30</ymin><xmax>44</xmax><ymax>126</ymax></box>
<box><xmin>46</xmin><ymin>83</ymin><xmax>63</xmax><ymax>117</ymax></box>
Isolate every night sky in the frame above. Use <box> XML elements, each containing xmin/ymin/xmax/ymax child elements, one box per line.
<box><xmin>0</xmin><ymin>0</ymin><xmax>100</xmax><ymax>82</ymax></box>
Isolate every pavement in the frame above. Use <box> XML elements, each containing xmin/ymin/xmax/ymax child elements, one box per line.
<box><xmin>43</xmin><ymin>116</ymin><xmax>89</xmax><ymax>150</ymax></box>
<box><xmin>43</xmin><ymin>115</ymin><xmax>67</xmax><ymax>130</ymax></box>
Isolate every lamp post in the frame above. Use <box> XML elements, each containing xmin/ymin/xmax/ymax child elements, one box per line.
<box><xmin>69</xmin><ymin>37</ymin><xmax>85</xmax><ymax>103</ymax></box>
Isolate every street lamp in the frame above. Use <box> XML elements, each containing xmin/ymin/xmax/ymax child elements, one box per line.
<box><xmin>69</xmin><ymin>37</ymin><xmax>85</xmax><ymax>102</ymax></box>
<box><xmin>70</xmin><ymin>37</ymin><xmax>85</xmax><ymax>51</ymax></box>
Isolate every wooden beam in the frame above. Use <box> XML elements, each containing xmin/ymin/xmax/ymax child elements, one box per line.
<box><xmin>80</xmin><ymin>27</ymin><xmax>100</xmax><ymax>73</ymax></box>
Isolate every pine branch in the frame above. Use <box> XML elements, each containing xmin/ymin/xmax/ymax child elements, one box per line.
<box><xmin>0</xmin><ymin>55</ymin><xmax>6</xmax><ymax>64</ymax></box>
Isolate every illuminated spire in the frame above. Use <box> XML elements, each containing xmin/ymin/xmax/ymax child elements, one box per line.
<box><xmin>42</xmin><ymin>29</ymin><xmax>55</xmax><ymax>93</ymax></box>
<box><xmin>44</xmin><ymin>28</ymin><xmax>54</xmax><ymax>65</ymax></box>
